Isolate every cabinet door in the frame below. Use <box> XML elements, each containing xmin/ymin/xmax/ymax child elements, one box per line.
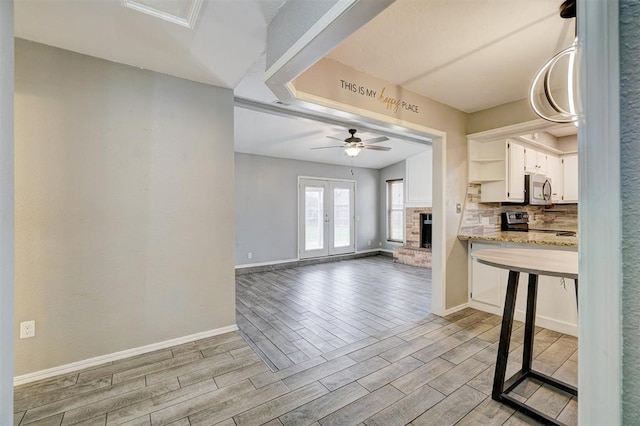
<box><xmin>469</xmin><ymin>242</ymin><xmax>503</xmax><ymax>307</ymax></box>
<box><xmin>536</xmin><ymin>151</ymin><xmax>548</xmax><ymax>175</ymax></box>
<box><xmin>525</xmin><ymin>147</ymin><xmax>548</xmax><ymax>175</ymax></box>
<box><xmin>547</xmin><ymin>155</ymin><xmax>563</xmax><ymax>203</ymax></box>
<box><xmin>535</xmin><ymin>274</ymin><xmax>578</xmax><ymax>328</ymax></box>
<box><xmin>508</xmin><ymin>142</ymin><xmax>525</xmax><ymax>202</ymax></box>
<box><xmin>562</xmin><ymin>154</ymin><xmax>578</xmax><ymax>202</ymax></box>
<box><xmin>524</xmin><ymin>147</ymin><xmax>537</xmax><ymax>174</ymax></box>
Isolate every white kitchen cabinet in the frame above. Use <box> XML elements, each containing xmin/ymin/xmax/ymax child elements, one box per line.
<box><xmin>468</xmin><ymin>241</ymin><xmax>504</xmax><ymax>308</ymax></box>
<box><xmin>546</xmin><ymin>155</ymin><xmax>563</xmax><ymax>203</ymax></box>
<box><xmin>469</xmin><ymin>139</ymin><xmax>525</xmax><ymax>203</ymax></box>
<box><xmin>524</xmin><ymin>147</ymin><xmax>548</xmax><ymax>175</ymax></box>
<box><xmin>561</xmin><ymin>154</ymin><xmax>578</xmax><ymax>203</ymax></box>
<box><xmin>514</xmin><ymin>272</ymin><xmax>578</xmax><ymax>335</ymax></box>
<box><xmin>468</xmin><ymin>139</ymin><xmax>508</xmax><ymax>183</ymax></box>
<box><xmin>507</xmin><ymin>142</ymin><xmax>525</xmax><ymax>202</ymax></box>
<box><xmin>405</xmin><ymin>149</ymin><xmax>433</xmax><ymax>207</ymax></box>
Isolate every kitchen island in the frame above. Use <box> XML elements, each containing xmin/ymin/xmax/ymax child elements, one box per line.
<box><xmin>459</xmin><ymin>231</ymin><xmax>578</xmax><ymax>336</ymax></box>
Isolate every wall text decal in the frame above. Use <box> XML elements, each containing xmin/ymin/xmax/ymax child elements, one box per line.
<box><xmin>339</xmin><ymin>80</ymin><xmax>419</xmax><ymax>114</ymax></box>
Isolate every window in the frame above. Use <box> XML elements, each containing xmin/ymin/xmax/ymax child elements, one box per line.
<box><xmin>387</xmin><ymin>179</ymin><xmax>404</xmax><ymax>242</ymax></box>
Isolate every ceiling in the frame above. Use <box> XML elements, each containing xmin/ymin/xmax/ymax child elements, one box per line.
<box><xmin>234</xmin><ymin>106</ymin><xmax>430</xmax><ymax>169</ymax></box>
<box><xmin>14</xmin><ymin>0</ymin><xmax>284</xmax><ymax>89</ymax></box>
<box><xmin>14</xmin><ymin>0</ymin><xmax>576</xmax><ymax>169</ymax></box>
<box><xmin>327</xmin><ymin>0</ymin><xmax>575</xmax><ymax>114</ymax></box>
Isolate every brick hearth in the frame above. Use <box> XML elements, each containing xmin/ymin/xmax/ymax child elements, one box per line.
<box><xmin>393</xmin><ymin>207</ymin><xmax>433</xmax><ymax>268</ymax></box>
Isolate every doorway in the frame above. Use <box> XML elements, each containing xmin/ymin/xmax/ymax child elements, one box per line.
<box><xmin>298</xmin><ymin>177</ymin><xmax>355</xmax><ymax>259</ymax></box>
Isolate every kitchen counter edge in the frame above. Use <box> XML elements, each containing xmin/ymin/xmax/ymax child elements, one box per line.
<box><xmin>458</xmin><ymin>231</ymin><xmax>578</xmax><ymax>248</ymax></box>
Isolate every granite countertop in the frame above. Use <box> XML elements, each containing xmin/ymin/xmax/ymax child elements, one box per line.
<box><xmin>458</xmin><ymin>230</ymin><xmax>578</xmax><ymax>247</ymax></box>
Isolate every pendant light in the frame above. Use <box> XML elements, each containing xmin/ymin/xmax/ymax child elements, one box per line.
<box><xmin>529</xmin><ymin>0</ymin><xmax>578</xmax><ymax>125</ymax></box>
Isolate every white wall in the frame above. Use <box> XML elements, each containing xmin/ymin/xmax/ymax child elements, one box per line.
<box><xmin>405</xmin><ymin>149</ymin><xmax>433</xmax><ymax>207</ymax></box>
<box><xmin>14</xmin><ymin>40</ymin><xmax>236</xmax><ymax>376</ymax></box>
<box><xmin>0</xmin><ymin>0</ymin><xmax>14</xmax><ymax>420</ymax></box>
<box><xmin>235</xmin><ymin>153</ymin><xmax>379</xmax><ymax>265</ymax></box>
<box><xmin>467</xmin><ymin>97</ymin><xmax>538</xmax><ymax>134</ymax></box>
<box><xmin>379</xmin><ymin>160</ymin><xmax>405</xmax><ymax>252</ymax></box>
<box><xmin>558</xmin><ymin>135</ymin><xmax>578</xmax><ymax>152</ymax></box>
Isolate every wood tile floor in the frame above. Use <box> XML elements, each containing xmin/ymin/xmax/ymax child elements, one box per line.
<box><xmin>14</xmin><ymin>256</ymin><xmax>577</xmax><ymax>426</ymax></box>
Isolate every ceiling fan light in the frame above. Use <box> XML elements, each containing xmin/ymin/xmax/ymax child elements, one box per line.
<box><xmin>345</xmin><ymin>147</ymin><xmax>362</xmax><ymax>157</ymax></box>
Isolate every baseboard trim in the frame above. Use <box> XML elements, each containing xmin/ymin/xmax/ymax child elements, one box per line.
<box><xmin>355</xmin><ymin>248</ymin><xmax>383</xmax><ymax>255</ymax></box>
<box><xmin>468</xmin><ymin>301</ymin><xmax>502</xmax><ymax>317</ymax></box>
<box><xmin>13</xmin><ymin>324</ymin><xmax>239</xmax><ymax>386</ymax></box>
<box><xmin>234</xmin><ymin>258</ymin><xmax>299</xmax><ymax>269</ymax></box>
<box><xmin>235</xmin><ymin>250</ymin><xmax>384</xmax><ymax>275</ymax></box>
<box><xmin>443</xmin><ymin>303</ymin><xmax>470</xmax><ymax>316</ymax></box>
<box><xmin>468</xmin><ymin>301</ymin><xmax>578</xmax><ymax>337</ymax></box>
<box><xmin>514</xmin><ymin>309</ymin><xmax>578</xmax><ymax>337</ymax></box>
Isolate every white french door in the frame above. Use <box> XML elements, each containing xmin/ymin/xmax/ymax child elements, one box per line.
<box><xmin>298</xmin><ymin>178</ymin><xmax>356</xmax><ymax>259</ymax></box>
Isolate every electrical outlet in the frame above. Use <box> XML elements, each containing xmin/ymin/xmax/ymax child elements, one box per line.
<box><xmin>247</xmin><ymin>252</ymin><xmax>253</xmax><ymax>259</ymax></box>
<box><xmin>20</xmin><ymin>320</ymin><xmax>35</xmax><ymax>339</ymax></box>
<box><xmin>368</xmin><ymin>240</ymin><xmax>371</xmax><ymax>246</ymax></box>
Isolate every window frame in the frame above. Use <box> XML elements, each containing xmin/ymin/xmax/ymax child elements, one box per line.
<box><xmin>386</xmin><ymin>179</ymin><xmax>404</xmax><ymax>243</ymax></box>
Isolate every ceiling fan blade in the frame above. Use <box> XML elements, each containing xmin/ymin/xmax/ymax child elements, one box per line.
<box><xmin>362</xmin><ymin>136</ymin><xmax>389</xmax><ymax>144</ymax></box>
<box><xmin>311</xmin><ymin>146</ymin><xmax>345</xmax><ymax>150</ymax></box>
<box><xmin>326</xmin><ymin>136</ymin><xmax>345</xmax><ymax>142</ymax></box>
<box><xmin>363</xmin><ymin>145</ymin><xmax>391</xmax><ymax>151</ymax></box>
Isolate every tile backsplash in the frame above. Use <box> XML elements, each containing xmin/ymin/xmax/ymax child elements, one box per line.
<box><xmin>459</xmin><ymin>183</ymin><xmax>578</xmax><ymax>235</ymax></box>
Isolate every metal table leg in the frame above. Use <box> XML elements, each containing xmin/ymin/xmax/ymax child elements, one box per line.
<box><xmin>492</xmin><ymin>271</ymin><xmax>578</xmax><ymax>426</ymax></box>
<box><xmin>492</xmin><ymin>270</ymin><xmax>519</xmax><ymax>399</ymax></box>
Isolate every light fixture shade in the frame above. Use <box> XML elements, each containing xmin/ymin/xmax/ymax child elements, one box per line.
<box><xmin>345</xmin><ymin>147</ymin><xmax>362</xmax><ymax>157</ymax></box>
<box><xmin>529</xmin><ymin>38</ymin><xmax>579</xmax><ymax>125</ymax></box>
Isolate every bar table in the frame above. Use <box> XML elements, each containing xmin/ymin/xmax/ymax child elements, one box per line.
<box><xmin>471</xmin><ymin>248</ymin><xmax>578</xmax><ymax>425</ymax></box>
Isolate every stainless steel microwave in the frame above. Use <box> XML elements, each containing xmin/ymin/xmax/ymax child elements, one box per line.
<box><xmin>525</xmin><ymin>174</ymin><xmax>552</xmax><ymax>205</ymax></box>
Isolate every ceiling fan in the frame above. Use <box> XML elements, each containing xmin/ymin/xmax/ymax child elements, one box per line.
<box><xmin>312</xmin><ymin>129</ymin><xmax>391</xmax><ymax>157</ymax></box>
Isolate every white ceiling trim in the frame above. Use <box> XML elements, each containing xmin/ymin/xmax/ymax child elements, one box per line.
<box><xmin>265</xmin><ymin>0</ymin><xmax>358</xmax><ymax>82</ymax></box>
<box><xmin>235</xmin><ymin>97</ymin><xmax>431</xmax><ymax>145</ymax></box>
<box><xmin>265</xmin><ymin>0</ymin><xmax>394</xmax><ymax>100</ymax></box>
<box><xmin>121</xmin><ymin>0</ymin><xmax>203</xmax><ymax>29</ymax></box>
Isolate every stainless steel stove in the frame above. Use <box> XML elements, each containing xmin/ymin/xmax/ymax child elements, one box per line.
<box><xmin>501</xmin><ymin>211</ymin><xmax>529</xmax><ymax>232</ymax></box>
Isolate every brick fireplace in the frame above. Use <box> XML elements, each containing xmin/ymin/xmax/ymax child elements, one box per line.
<box><xmin>393</xmin><ymin>207</ymin><xmax>433</xmax><ymax>268</ymax></box>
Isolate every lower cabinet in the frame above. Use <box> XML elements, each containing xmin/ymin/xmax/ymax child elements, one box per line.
<box><xmin>469</xmin><ymin>242</ymin><xmax>505</xmax><ymax>308</ymax></box>
<box><xmin>468</xmin><ymin>240</ymin><xmax>578</xmax><ymax>336</ymax></box>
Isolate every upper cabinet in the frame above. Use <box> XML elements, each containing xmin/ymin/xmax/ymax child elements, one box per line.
<box><xmin>561</xmin><ymin>154</ymin><xmax>578</xmax><ymax>203</ymax></box>
<box><xmin>507</xmin><ymin>143</ymin><xmax>526</xmax><ymax>202</ymax></box>
<box><xmin>524</xmin><ymin>147</ymin><xmax>548</xmax><ymax>175</ymax></box>
<box><xmin>547</xmin><ymin>155</ymin><xmax>563</xmax><ymax>203</ymax></box>
<box><xmin>469</xmin><ymin>138</ymin><xmax>525</xmax><ymax>203</ymax></box>
<box><xmin>405</xmin><ymin>149</ymin><xmax>433</xmax><ymax>207</ymax></box>
<box><xmin>469</xmin><ymin>136</ymin><xmax>578</xmax><ymax>204</ymax></box>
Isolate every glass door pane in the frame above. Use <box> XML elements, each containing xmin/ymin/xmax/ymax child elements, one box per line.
<box><xmin>299</xmin><ymin>178</ymin><xmax>354</xmax><ymax>259</ymax></box>
<box><xmin>329</xmin><ymin>181</ymin><xmax>355</xmax><ymax>255</ymax></box>
<box><xmin>333</xmin><ymin>187</ymin><xmax>350</xmax><ymax>248</ymax></box>
<box><xmin>305</xmin><ymin>186</ymin><xmax>324</xmax><ymax>251</ymax></box>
